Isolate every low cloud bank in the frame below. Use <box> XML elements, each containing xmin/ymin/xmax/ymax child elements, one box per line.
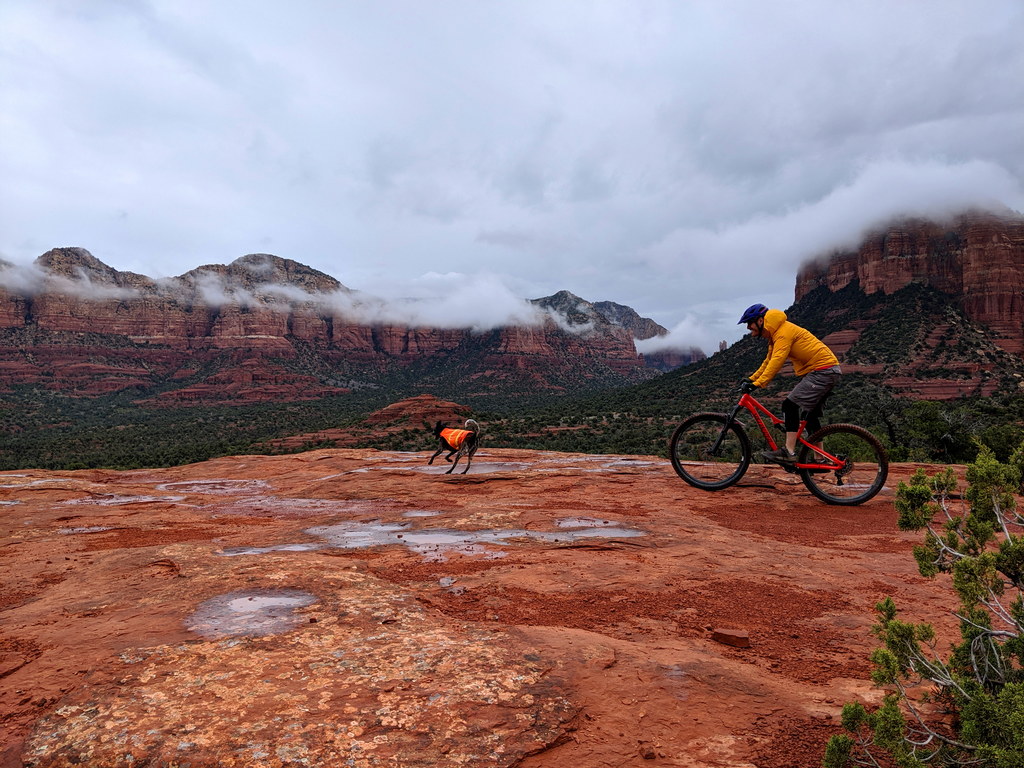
<box><xmin>328</xmin><ymin>272</ymin><xmax>547</xmax><ymax>331</ymax></box>
<box><xmin>0</xmin><ymin>262</ymin><xmax>139</xmax><ymax>301</ymax></box>
<box><xmin>634</xmin><ymin>314</ymin><xmax>720</xmax><ymax>358</ymax></box>
<box><xmin>0</xmin><ymin>261</ymin><xmax>556</xmax><ymax>332</ymax></box>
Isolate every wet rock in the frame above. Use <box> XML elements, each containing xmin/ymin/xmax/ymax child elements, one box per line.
<box><xmin>0</xmin><ymin>450</ymin><xmax>958</xmax><ymax>767</ymax></box>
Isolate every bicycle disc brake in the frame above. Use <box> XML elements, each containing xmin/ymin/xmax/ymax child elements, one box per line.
<box><xmin>835</xmin><ymin>455</ymin><xmax>852</xmax><ymax>484</ymax></box>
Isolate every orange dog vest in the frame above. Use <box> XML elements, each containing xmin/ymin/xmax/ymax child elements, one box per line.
<box><xmin>441</xmin><ymin>428</ymin><xmax>471</xmax><ymax>449</ymax></box>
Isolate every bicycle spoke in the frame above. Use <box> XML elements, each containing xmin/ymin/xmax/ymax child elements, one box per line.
<box><xmin>798</xmin><ymin>424</ymin><xmax>888</xmax><ymax>505</ymax></box>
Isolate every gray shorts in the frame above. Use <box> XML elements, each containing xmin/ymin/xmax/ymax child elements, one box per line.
<box><xmin>788</xmin><ymin>366</ymin><xmax>841</xmax><ymax>413</ymax></box>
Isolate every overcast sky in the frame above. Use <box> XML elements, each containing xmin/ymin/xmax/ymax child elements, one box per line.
<box><xmin>2</xmin><ymin>0</ymin><xmax>1022</xmax><ymax>351</ymax></box>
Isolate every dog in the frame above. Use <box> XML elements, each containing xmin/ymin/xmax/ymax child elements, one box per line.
<box><xmin>428</xmin><ymin>419</ymin><xmax>480</xmax><ymax>474</ymax></box>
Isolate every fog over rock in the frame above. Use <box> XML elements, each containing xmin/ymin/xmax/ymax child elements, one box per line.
<box><xmin>1</xmin><ymin>248</ymin><xmax>688</xmax><ymax>345</ymax></box>
<box><xmin>0</xmin><ymin>248</ymin><xmax>679</xmax><ymax>403</ymax></box>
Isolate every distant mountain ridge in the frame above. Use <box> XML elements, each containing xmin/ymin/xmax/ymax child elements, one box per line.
<box><xmin>796</xmin><ymin>209</ymin><xmax>1024</xmax><ymax>354</ymax></box>
<box><xmin>529</xmin><ymin>290</ymin><xmax>704</xmax><ymax>372</ymax></box>
<box><xmin>0</xmin><ymin>248</ymin><xmax>703</xmax><ymax>404</ymax></box>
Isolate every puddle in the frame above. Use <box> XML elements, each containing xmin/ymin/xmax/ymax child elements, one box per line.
<box><xmin>305</xmin><ymin>520</ymin><xmax>645</xmax><ymax>561</ymax></box>
<box><xmin>0</xmin><ymin>500</ymin><xmax>20</xmax><ymax>506</ymax></box>
<box><xmin>219</xmin><ymin>542</ymin><xmax>323</xmax><ymax>556</ymax></box>
<box><xmin>532</xmin><ymin>456</ymin><xmax>660</xmax><ymax>471</ymax></box>
<box><xmin>215</xmin><ymin>517</ymin><xmax>645</xmax><ymax>562</ymax></box>
<box><xmin>604</xmin><ymin>459</ymin><xmax>659</xmax><ymax>468</ymax></box>
<box><xmin>186</xmin><ymin>589</ymin><xmax>317</xmax><ymax>639</ymax></box>
<box><xmin>61</xmin><ymin>494</ymin><xmax>185</xmax><ymax>506</ymax></box>
<box><xmin>0</xmin><ymin>477</ymin><xmax>77</xmax><ymax>488</ymax></box>
<box><xmin>208</xmin><ymin>497</ymin><xmax>405</xmax><ymax>519</ymax></box>
<box><xmin>536</xmin><ymin>455</ymin><xmax>606</xmax><ymax>464</ymax></box>
<box><xmin>439</xmin><ymin>576</ymin><xmax>465</xmax><ymax>594</ymax></box>
<box><xmin>155</xmin><ymin>479</ymin><xmax>271</xmax><ymax>494</ymax></box>
<box><xmin>352</xmin><ymin>460</ymin><xmax>527</xmax><ymax>475</ymax></box>
<box><xmin>556</xmin><ymin>517</ymin><xmax>621</xmax><ymax>528</ymax></box>
<box><xmin>408</xmin><ymin>462</ymin><xmax>529</xmax><ymax>475</ymax></box>
<box><xmin>57</xmin><ymin>526</ymin><xmax>116</xmax><ymax>535</ymax></box>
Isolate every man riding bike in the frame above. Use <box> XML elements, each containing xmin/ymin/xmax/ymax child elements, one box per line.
<box><xmin>738</xmin><ymin>303</ymin><xmax>841</xmax><ymax>464</ymax></box>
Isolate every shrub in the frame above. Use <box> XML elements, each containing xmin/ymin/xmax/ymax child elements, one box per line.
<box><xmin>824</xmin><ymin>447</ymin><xmax>1024</xmax><ymax>767</ymax></box>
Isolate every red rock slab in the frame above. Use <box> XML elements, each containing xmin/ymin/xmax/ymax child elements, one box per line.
<box><xmin>23</xmin><ymin>571</ymin><xmax>576</xmax><ymax>767</ymax></box>
<box><xmin>0</xmin><ymin>450</ymin><xmax>962</xmax><ymax>767</ymax></box>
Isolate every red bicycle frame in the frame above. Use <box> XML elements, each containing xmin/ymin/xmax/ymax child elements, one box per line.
<box><xmin>728</xmin><ymin>392</ymin><xmax>843</xmax><ymax>472</ymax></box>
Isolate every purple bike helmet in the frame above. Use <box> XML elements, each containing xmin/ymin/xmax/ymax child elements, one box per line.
<box><xmin>738</xmin><ymin>303</ymin><xmax>768</xmax><ymax>325</ymax></box>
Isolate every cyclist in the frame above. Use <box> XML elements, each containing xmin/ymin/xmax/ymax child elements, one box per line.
<box><xmin>737</xmin><ymin>303</ymin><xmax>841</xmax><ymax>464</ymax></box>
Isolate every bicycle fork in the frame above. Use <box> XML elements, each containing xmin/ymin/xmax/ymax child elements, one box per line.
<box><xmin>710</xmin><ymin>404</ymin><xmax>744</xmax><ymax>455</ymax></box>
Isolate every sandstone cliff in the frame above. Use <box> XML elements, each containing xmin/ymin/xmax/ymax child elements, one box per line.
<box><xmin>796</xmin><ymin>210</ymin><xmax>1024</xmax><ymax>354</ymax></box>
<box><xmin>0</xmin><ymin>250</ymin><xmax>673</xmax><ymax>403</ymax></box>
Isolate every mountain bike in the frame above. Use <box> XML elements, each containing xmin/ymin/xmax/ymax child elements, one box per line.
<box><xmin>669</xmin><ymin>386</ymin><xmax>889</xmax><ymax>505</ymax></box>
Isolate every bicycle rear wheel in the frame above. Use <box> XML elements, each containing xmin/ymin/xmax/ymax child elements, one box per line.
<box><xmin>798</xmin><ymin>423</ymin><xmax>888</xmax><ymax>505</ymax></box>
<box><xmin>669</xmin><ymin>413</ymin><xmax>750</xmax><ymax>490</ymax></box>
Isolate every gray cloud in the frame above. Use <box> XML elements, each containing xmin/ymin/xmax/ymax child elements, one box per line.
<box><xmin>1</xmin><ymin>0</ymin><xmax>1022</xmax><ymax>352</ymax></box>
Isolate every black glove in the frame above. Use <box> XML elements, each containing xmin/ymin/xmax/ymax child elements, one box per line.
<box><xmin>738</xmin><ymin>378</ymin><xmax>755</xmax><ymax>394</ymax></box>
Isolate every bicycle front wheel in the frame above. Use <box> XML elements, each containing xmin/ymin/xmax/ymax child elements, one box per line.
<box><xmin>669</xmin><ymin>413</ymin><xmax>750</xmax><ymax>491</ymax></box>
<box><xmin>798</xmin><ymin>423</ymin><xmax>888</xmax><ymax>505</ymax></box>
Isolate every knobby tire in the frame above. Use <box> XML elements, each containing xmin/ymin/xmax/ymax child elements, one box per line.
<box><xmin>669</xmin><ymin>413</ymin><xmax>750</xmax><ymax>491</ymax></box>
<box><xmin>798</xmin><ymin>423</ymin><xmax>888</xmax><ymax>505</ymax></box>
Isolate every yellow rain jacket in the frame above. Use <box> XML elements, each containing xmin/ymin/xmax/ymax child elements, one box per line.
<box><xmin>441</xmin><ymin>428</ymin><xmax>472</xmax><ymax>449</ymax></box>
<box><xmin>750</xmin><ymin>309</ymin><xmax>838</xmax><ymax>387</ymax></box>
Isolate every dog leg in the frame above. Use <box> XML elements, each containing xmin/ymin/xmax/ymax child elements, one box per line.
<box><xmin>461</xmin><ymin>444</ymin><xmax>477</xmax><ymax>474</ymax></box>
<box><xmin>446</xmin><ymin>447</ymin><xmax>466</xmax><ymax>474</ymax></box>
<box><xmin>429</xmin><ymin>438</ymin><xmax>458</xmax><ymax>466</ymax></box>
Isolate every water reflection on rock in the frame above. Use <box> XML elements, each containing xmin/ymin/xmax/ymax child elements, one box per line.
<box><xmin>186</xmin><ymin>589</ymin><xmax>318</xmax><ymax>639</ymax></box>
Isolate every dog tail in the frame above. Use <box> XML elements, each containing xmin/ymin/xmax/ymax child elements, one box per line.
<box><xmin>465</xmin><ymin>419</ymin><xmax>480</xmax><ymax>434</ymax></box>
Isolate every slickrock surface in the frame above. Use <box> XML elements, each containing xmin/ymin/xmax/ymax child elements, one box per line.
<box><xmin>0</xmin><ymin>449</ymin><xmax>958</xmax><ymax>767</ymax></box>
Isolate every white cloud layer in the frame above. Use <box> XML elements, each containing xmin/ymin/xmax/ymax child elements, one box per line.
<box><xmin>0</xmin><ymin>260</ymin><xmax>550</xmax><ymax>331</ymax></box>
<box><xmin>321</xmin><ymin>273</ymin><xmax>547</xmax><ymax>331</ymax></box>
<box><xmin>1</xmin><ymin>0</ymin><xmax>1022</xmax><ymax>351</ymax></box>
